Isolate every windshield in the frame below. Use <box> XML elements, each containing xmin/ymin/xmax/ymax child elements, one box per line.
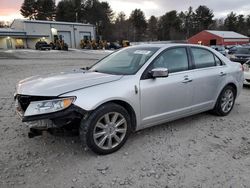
<box><xmin>90</xmin><ymin>47</ymin><xmax>159</xmax><ymax>75</ymax></box>
<box><xmin>236</xmin><ymin>48</ymin><xmax>250</xmax><ymax>54</ymax></box>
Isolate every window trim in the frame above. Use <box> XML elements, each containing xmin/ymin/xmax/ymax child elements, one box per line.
<box><xmin>141</xmin><ymin>46</ymin><xmax>192</xmax><ymax>80</ymax></box>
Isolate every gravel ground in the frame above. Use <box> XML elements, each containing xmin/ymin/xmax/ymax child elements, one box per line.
<box><xmin>0</xmin><ymin>49</ymin><xmax>250</xmax><ymax>188</ymax></box>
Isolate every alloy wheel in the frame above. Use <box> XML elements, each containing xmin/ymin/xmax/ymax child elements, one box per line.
<box><xmin>221</xmin><ymin>89</ymin><xmax>234</xmax><ymax>113</ymax></box>
<box><xmin>93</xmin><ymin>112</ymin><xmax>127</xmax><ymax>150</ymax></box>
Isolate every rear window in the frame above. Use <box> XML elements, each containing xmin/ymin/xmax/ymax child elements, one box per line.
<box><xmin>191</xmin><ymin>48</ymin><xmax>216</xmax><ymax>68</ymax></box>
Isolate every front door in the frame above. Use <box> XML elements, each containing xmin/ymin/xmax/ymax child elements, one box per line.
<box><xmin>6</xmin><ymin>38</ymin><xmax>12</xmax><ymax>49</ymax></box>
<box><xmin>140</xmin><ymin>47</ymin><xmax>194</xmax><ymax>128</ymax></box>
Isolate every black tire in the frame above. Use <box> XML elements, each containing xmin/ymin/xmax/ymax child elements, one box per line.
<box><xmin>79</xmin><ymin>103</ymin><xmax>131</xmax><ymax>155</ymax></box>
<box><xmin>212</xmin><ymin>85</ymin><xmax>236</xmax><ymax>116</ymax></box>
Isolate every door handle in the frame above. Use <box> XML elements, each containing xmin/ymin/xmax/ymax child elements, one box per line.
<box><xmin>182</xmin><ymin>77</ymin><xmax>192</xmax><ymax>83</ymax></box>
<box><xmin>220</xmin><ymin>72</ymin><xmax>227</xmax><ymax>76</ymax></box>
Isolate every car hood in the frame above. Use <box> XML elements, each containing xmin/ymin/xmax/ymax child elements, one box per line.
<box><xmin>17</xmin><ymin>69</ymin><xmax>123</xmax><ymax>96</ymax></box>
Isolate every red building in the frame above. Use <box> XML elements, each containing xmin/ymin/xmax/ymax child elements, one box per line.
<box><xmin>188</xmin><ymin>30</ymin><xmax>249</xmax><ymax>46</ymax></box>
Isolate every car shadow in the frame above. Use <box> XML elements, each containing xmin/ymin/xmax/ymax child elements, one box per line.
<box><xmin>35</xmin><ymin>111</ymin><xmax>211</xmax><ymax>156</ymax></box>
<box><xmin>22</xmin><ymin>102</ymin><xmax>242</xmax><ymax>159</ymax></box>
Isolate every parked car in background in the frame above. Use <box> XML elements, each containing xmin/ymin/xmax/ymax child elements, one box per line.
<box><xmin>210</xmin><ymin>45</ymin><xmax>227</xmax><ymax>56</ymax></box>
<box><xmin>15</xmin><ymin>44</ymin><xmax>244</xmax><ymax>154</ymax></box>
<box><xmin>108</xmin><ymin>42</ymin><xmax>121</xmax><ymax>50</ymax></box>
<box><xmin>243</xmin><ymin>60</ymin><xmax>250</xmax><ymax>85</ymax></box>
<box><xmin>35</xmin><ymin>41</ymin><xmax>51</xmax><ymax>50</ymax></box>
<box><xmin>227</xmin><ymin>46</ymin><xmax>240</xmax><ymax>54</ymax></box>
<box><xmin>230</xmin><ymin>46</ymin><xmax>250</xmax><ymax>64</ymax></box>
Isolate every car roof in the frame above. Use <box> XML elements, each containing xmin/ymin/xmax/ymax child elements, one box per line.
<box><xmin>130</xmin><ymin>43</ymin><xmax>212</xmax><ymax>50</ymax></box>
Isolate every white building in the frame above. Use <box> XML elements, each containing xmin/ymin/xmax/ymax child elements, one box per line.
<box><xmin>0</xmin><ymin>19</ymin><xmax>96</xmax><ymax>49</ymax></box>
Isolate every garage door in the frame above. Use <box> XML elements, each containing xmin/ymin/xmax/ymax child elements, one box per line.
<box><xmin>79</xmin><ymin>32</ymin><xmax>91</xmax><ymax>40</ymax></box>
<box><xmin>58</xmin><ymin>31</ymin><xmax>72</xmax><ymax>48</ymax></box>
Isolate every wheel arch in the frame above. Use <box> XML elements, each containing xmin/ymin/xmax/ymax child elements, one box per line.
<box><xmin>214</xmin><ymin>82</ymin><xmax>237</xmax><ymax>108</ymax></box>
<box><xmin>96</xmin><ymin>100</ymin><xmax>137</xmax><ymax>132</ymax></box>
<box><xmin>225</xmin><ymin>82</ymin><xmax>237</xmax><ymax>96</ymax></box>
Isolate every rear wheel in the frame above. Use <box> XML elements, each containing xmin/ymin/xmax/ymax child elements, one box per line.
<box><xmin>213</xmin><ymin>85</ymin><xmax>236</xmax><ymax>116</ymax></box>
<box><xmin>79</xmin><ymin>103</ymin><xmax>131</xmax><ymax>155</ymax></box>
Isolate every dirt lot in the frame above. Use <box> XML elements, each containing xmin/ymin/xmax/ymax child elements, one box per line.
<box><xmin>0</xmin><ymin>49</ymin><xmax>250</xmax><ymax>188</ymax></box>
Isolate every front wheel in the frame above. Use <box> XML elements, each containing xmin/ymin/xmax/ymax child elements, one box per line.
<box><xmin>212</xmin><ymin>85</ymin><xmax>236</xmax><ymax>116</ymax></box>
<box><xmin>79</xmin><ymin>103</ymin><xmax>131</xmax><ymax>155</ymax></box>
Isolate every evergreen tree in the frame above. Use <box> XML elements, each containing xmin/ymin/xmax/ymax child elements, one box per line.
<box><xmin>129</xmin><ymin>9</ymin><xmax>147</xmax><ymax>41</ymax></box>
<box><xmin>83</xmin><ymin>0</ymin><xmax>114</xmax><ymax>40</ymax></box>
<box><xmin>36</xmin><ymin>0</ymin><xmax>56</xmax><ymax>20</ymax></box>
<box><xmin>237</xmin><ymin>14</ymin><xmax>247</xmax><ymax>35</ymax></box>
<box><xmin>113</xmin><ymin>12</ymin><xmax>128</xmax><ymax>41</ymax></box>
<box><xmin>246</xmin><ymin>15</ymin><xmax>250</xmax><ymax>36</ymax></box>
<box><xmin>224</xmin><ymin>12</ymin><xmax>238</xmax><ymax>31</ymax></box>
<box><xmin>194</xmin><ymin>5</ymin><xmax>214</xmax><ymax>32</ymax></box>
<box><xmin>20</xmin><ymin>0</ymin><xmax>36</xmax><ymax>20</ymax></box>
<box><xmin>56</xmin><ymin>0</ymin><xmax>85</xmax><ymax>22</ymax></box>
<box><xmin>56</xmin><ymin>0</ymin><xmax>76</xmax><ymax>22</ymax></box>
<box><xmin>158</xmin><ymin>10</ymin><xmax>182</xmax><ymax>40</ymax></box>
<box><xmin>179</xmin><ymin>7</ymin><xmax>195</xmax><ymax>38</ymax></box>
<box><xmin>147</xmin><ymin>16</ymin><xmax>158</xmax><ymax>41</ymax></box>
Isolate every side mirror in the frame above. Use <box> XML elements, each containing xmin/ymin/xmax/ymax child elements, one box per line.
<box><xmin>150</xmin><ymin>68</ymin><xmax>169</xmax><ymax>78</ymax></box>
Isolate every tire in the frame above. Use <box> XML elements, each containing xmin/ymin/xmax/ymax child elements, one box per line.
<box><xmin>79</xmin><ymin>103</ymin><xmax>131</xmax><ymax>155</ymax></box>
<box><xmin>212</xmin><ymin>85</ymin><xmax>236</xmax><ymax>116</ymax></box>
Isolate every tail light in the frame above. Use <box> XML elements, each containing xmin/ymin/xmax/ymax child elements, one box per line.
<box><xmin>241</xmin><ymin>64</ymin><xmax>244</xmax><ymax>71</ymax></box>
<box><xmin>243</xmin><ymin>63</ymin><xmax>250</xmax><ymax>72</ymax></box>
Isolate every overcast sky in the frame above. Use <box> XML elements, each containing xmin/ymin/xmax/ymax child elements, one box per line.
<box><xmin>1</xmin><ymin>0</ymin><xmax>250</xmax><ymax>21</ymax></box>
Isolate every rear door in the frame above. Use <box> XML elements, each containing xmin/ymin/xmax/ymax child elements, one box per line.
<box><xmin>140</xmin><ymin>47</ymin><xmax>194</xmax><ymax>128</ymax></box>
<box><xmin>189</xmin><ymin>47</ymin><xmax>227</xmax><ymax>112</ymax></box>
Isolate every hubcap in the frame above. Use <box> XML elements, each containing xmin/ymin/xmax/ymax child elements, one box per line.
<box><xmin>93</xmin><ymin>112</ymin><xmax>127</xmax><ymax>150</ymax></box>
<box><xmin>221</xmin><ymin>89</ymin><xmax>234</xmax><ymax>113</ymax></box>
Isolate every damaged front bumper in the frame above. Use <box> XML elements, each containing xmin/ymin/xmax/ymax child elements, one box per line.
<box><xmin>15</xmin><ymin>97</ymin><xmax>87</xmax><ymax>130</ymax></box>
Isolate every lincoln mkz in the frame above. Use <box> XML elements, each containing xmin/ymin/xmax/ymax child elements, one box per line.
<box><xmin>15</xmin><ymin>44</ymin><xmax>244</xmax><ymax>154</ymax></box>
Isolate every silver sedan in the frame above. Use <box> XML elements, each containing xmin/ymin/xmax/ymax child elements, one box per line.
<box><xmin>15</xmin><ymin>44</ymin><xmax>244</xmax><ymax>154</ymax></box>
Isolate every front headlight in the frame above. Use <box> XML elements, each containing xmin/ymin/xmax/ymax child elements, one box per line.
<box><xmin>24</xmin><ymin>97</ymin><xmax>75</xmax><ymax>116</ymax></box>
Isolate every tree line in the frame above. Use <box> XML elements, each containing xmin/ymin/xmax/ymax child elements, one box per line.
<box><xmin>19</xmin><ymin>0</ymin><xmax>250</xmax><ymax>41</ymax></box>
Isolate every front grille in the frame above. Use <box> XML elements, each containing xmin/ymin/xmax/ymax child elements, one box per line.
<box><xmin>16</xmin><ymin>95</ymin><xmax>56</xmax><ymax>111</ymax></box>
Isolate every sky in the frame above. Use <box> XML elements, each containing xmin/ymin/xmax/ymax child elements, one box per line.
<box><xmin>1</xmin><ymin>0</ymin><xmax>250</xmax><ymax>22</ymax></box>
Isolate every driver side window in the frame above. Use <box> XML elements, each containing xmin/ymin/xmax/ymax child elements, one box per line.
<box><xmin>152</xmin><ymin>47</ymin><xmax>189</xmax><ymax>73</ymax></box>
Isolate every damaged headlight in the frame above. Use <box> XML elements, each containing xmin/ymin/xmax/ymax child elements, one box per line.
<box><xmin>24</xmin><ymin>97</ymin><xmax>75</xmax><ymax>116</ymax></box>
